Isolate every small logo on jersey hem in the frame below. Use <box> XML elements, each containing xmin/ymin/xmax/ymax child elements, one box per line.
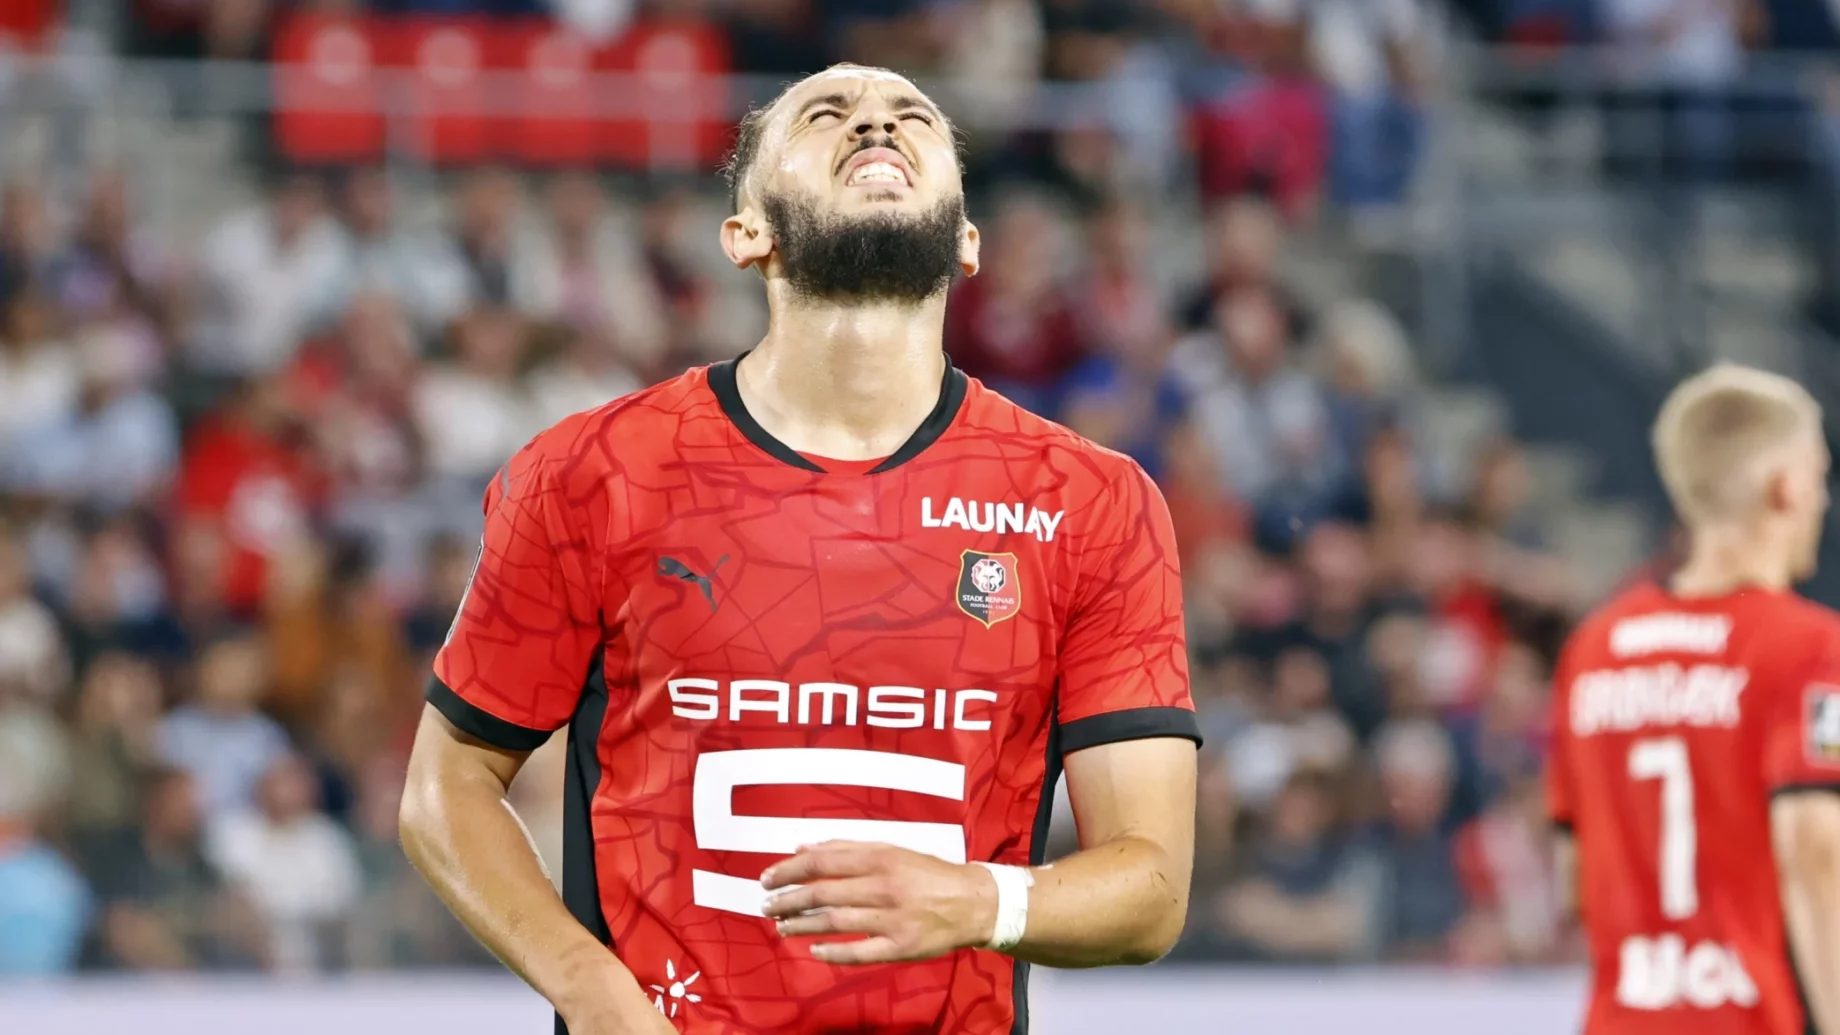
<box><xmin>649</xmin><ymin>958</ymin><xmax>702</xmax><ymax>1019</ymax></box>
<box><xmin>957</xmin><ymin>551</ymin><xmax>1020</xmax><ymax>627</ymax></box>
<box><xmin>1807</xmin><ymin>684</ymin><xmax>1840</xmax><ymax>766</ymax></box>
<box><xmin>658</xmin><ymin>555</ymin><xmax>728</xmax><ymax>610</ymax></box>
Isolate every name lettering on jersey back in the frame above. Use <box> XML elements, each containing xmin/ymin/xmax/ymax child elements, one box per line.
<box><xmin>1571</xmin><ymin>664</ymin><xmax>1749</xmax><ymax>736</ymax></box>
<box><xmin>669</xmin><ymin>678</ymin><xmax>997</xmax><ymax>732</ymax></box>
<box><xmin>921</xmin><ymin>497</ymin><xmax>1064</xmax><ymax>542</ymax></box>
<box><xmin>1610</xmin><ymin>613</ymin><xmax>1733</xmax><ymax>658</ymax></box>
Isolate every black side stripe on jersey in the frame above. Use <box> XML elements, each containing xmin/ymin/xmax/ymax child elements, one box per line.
<box><xmin>425</xmin><ymin>676</ymin><xmax>555</xmax><ymax>753</ymax></box>
<box><xmin>1011</xmin><ymin>703</ymin><xmax>1065</xmax><ymax>1035</ymax></box>
<box><xmin>1059</xmin><ymin>706</ymin><xmax>1203</xmax><ymax>755</ymax></box>
<box><xmin>555</xmin><ymin>658</ymin><xmax>614</xmax><ymax>1035</ymax></box>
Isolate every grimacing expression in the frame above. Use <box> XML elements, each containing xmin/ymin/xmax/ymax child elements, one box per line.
<box><xmin>757</xmin><ymin>69</ymin><xmax>962</xmax><ymax>221</ymax></box>
<box><xmin>728</xmin><ymin>69</ymin><xmax>979</xmax><ymax>302</ymax></box>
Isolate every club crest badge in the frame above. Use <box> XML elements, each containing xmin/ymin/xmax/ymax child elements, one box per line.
<box><xmin>957</xmin><ymin>551</ymin><xmax>1021</xmax><ymax>628</ymax></box>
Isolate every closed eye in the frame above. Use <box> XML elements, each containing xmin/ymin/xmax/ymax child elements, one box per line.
<box><xmin>901</xmin><ymin>112</ymin><xmax>934</xmax><ymax>127</ymax></box>
<box><xmin>808</xmin><ymin>109</ymin><xmax>843</xmax><ymax>124</ymax></box>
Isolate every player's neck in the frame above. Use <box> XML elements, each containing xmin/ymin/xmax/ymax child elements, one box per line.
<box><xmin>741</xmin><ymin>294</ymin><xmax>949</xmax><ymax>461</ymax></box>
<box><xmin>1669</xmin><ymin>525</ymin><xmax>1796</xmax><ymax>597</ymax></box>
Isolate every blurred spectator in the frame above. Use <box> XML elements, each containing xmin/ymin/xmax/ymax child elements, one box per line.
<box><xmin>0</xmin><ymin>706</ymin><xmax>89</xmax><ymax>975</ymax></box>
<box><xmin>207</xmin><ymin>752</ymin><xmax>362</xmax><ymax>974</ymax></box>
<box><xmin>1173</xmin><ymin>285</ymin><xmax>1350</xmax><ymax>547</ymax></box>
<box><xmin>1190</xmin><ymin>3</ymin><xmax>1330</xmax><ymax>218</ymax></box>
<box><xmin>511</xmin><ymin>172</ymin><xmax>666</xmax><ymax>362</ymax></box>
<box><xmin>52</xmin><ymin>169</ymin><xmax>174</xmax><ymax>331</ymax></box>
<box><xmin>414</xmin><ymin>307</ymin><xmax>535</xmax><ymax>485</ymax></box>
<box><xmin>82</xmin><ymin>767</ymin><xmax>268</xmax><ymax>971</ymax></box>
<box><xmin>1213</xmin><ymin>772</ymin><xmax>1377</xmax><ymax>961</ymax></box>
<box><xmin>402</xmin><ymin>534</ymin><xmax>474</xmax><ymax>653</ymax></box>
<box><xmin>57</xmin><ymin>517</ymin><xmax>182</xmax><ymax>666</ymax></box>
<box><xmin>156</xmin><ymin>630</ymin><xmax>290</xmax><ymax>819</ymax></box>
<box><xmin>0</xmin><ymin>180</ymin><xmax>57</xmax><ymax>304</ymax></box>
<box><xmin>304</xmin><ymin>294</ymin><xmax>424</xmax><ymax>501</ymax></box>
<box><xmin>1308</xmin><ymin>0</ymin><xmax>1430</xmax><ymax>208</ymax></box>
<box><xmin>5</xmin><ymin>323</ymin><xmax>179</xmax><ymax>510</ymax></box>
<box><xmin>174</xmin><ymin>376</ymin><xmax>323</xmax><ymax>616</ymax></box>
<box><xmin>332</xmin><ymin>168</ymin><xmax>470</xmax><ymax>337</ymax></box>
<box><xmin>1453</xmin><ymin>776</ymin><xmax>1564</xmax><ymax>965</ymax></box>
<box><xmin>194</xmin><ymin>173</ymin><xmax>345</xmax><ymax>375</ymax></box>
<box><xmin>1314</xmin><ymin>297</ymin><xmax>1415</xmax><ymax>474</ymax></box>
<box><xmin>1367</xmin><ymin>717</ymin><xmax>1467</xmax><ymax>960</ymax></box>
<box><xmin>944</xmin><ymin>195</ymin><xmax>1086</xmax><ymax>413</ymax></box>
<box><xmin>1178</xmin><ymin>195</ymin><xmax>1306</xmax><ymax>335</ymax></box>
<box><xmin>0</xmin><ymin>287</ymin><xmax>80</xmax><ymax>446</ymax></box>
<box><xmin>0</xmin><ymin>529</ymin><xmax>71</xmax><ymax>704</ymax></box>
<box><xmin>454</xmin><ymin>167</ymin><xmax>520</xmax><ymax>308</ymax></box>
<box><xmin>65</xmin><ymin>654</ymin><xmax>165</xmax><ymax>840</ymax></box>
<box><xmin>527</xmin><ymin>324</ymin><xmax>644</xmax><ymax>430</ymax></box>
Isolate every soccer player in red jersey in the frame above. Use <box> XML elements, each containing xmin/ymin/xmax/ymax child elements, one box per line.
<box><xmin>398</xmin><ymin>63</ymin><xmax>1200</xmax><ymax>1035</ymax></box>
<box><xmin>1548</xmin><ymin>363</ymin><xmax>1840</xmax><ymax>1035</ymax></box>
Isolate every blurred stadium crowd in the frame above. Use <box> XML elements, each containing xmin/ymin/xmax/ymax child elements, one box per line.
<box><xmin>8</xmin><ymin>0</ymin><xmax>1833</xmax><ymax>982</ymax></box>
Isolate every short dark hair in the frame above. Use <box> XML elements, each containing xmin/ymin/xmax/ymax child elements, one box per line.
<box><xmin>721</xmin><ymin>63</ymin><xmax>962</xmax><ymax>213</ymax></box>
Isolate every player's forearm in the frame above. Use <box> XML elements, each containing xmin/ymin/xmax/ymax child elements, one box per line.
<box><xmin>398</xmin><ymin>758</ymin><xmax>652</xmax><ymax>1025</ymax></box>
<box><xmin>1008</xmin><ymin>834</ymin><xmax>1190</xmax><ymax>967</ymax></box>
<box><xmin>1775</xmin><ymin>805</ymin><xmax>1840</xmax><ymax>1035</ymax></box>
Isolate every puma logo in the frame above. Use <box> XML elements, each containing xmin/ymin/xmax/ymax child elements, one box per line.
<box><xmin>657</xmin><ymin>555</ymin><xmax>729</xmax><ymax>610</ymax></box>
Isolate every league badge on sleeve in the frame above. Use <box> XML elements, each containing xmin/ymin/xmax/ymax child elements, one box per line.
<box><xmin>957</xmin><ymin>551</ymin><xmax>1021</xmax><ymax>628</ymax></box>
<box><xmin>1807</xmin><ymin>685</ymin><xmax>1840</xmax><ymax>765</ymax></box>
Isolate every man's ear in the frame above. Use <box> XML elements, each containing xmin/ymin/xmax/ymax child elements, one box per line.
<box><xmin>958</xmin><ymin>220</ymin><xmax>981</xmax><ymax>279</ymax></box>
<box><xmin>721</xmin><ymin>207</ymin><xmax>775</xmax><ymax>272</ymax></box>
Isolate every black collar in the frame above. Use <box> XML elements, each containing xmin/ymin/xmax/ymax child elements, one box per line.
<box><xmin>706</xmin><ymin>352</ymin><xmax>968</xmax><ymax>475</ymax></box>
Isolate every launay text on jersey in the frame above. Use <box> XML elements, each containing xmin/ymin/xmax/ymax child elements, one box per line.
<box><xmin>920</xmin><ymin>496</ymin><xmax>1065</xmax><ymax>542</ymax></box>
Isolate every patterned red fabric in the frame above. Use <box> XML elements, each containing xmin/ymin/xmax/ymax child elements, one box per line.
<box><xmin>431</xmin><ymin>360</ymin><xmax>1197</xmax><ymax>1034</ymax></box>
<box><xmin>1549</xmin><ymin>582</ymin><xmax>1840</xmax><ymax>1035</ymax></box>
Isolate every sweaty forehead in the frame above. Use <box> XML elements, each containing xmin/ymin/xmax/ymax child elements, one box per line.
<box><xmin>771</xmin><ymin>70</ymin><xmax>932</xmax><ymax>129</ymax></box>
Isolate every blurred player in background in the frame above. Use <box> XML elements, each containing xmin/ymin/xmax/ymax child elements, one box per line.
<box><xmin>1549</xmin><ymin>363</ymin><xmax>1840</xmax><ymax>1035</ymax></box>
<box><xmin>397</xmin><ymin>64</ymin><xmax>1200</xmax><ymax>1035</ymax></box>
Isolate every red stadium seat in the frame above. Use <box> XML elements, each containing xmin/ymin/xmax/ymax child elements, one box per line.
<box><xmin>273</xmin><ymin>14</ymin><xmax>387</xmax><ymax>165</ymax></box>
<box><xmin>503</xmin><ymin>22</ymin><xmax>602</xmax><ymax>167</ymax></box>
<box><xmin>603</xmin><ymin>22</ymin><xmax>732</xmax><ymax>172</ymax></box>
<box><xmin>392</xmin><ymin>18</ymin><xmax>492</xmax><ymax>166</ymax></box>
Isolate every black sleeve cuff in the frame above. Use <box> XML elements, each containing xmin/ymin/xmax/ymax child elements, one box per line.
<box><xmin>426</xmin><ymin>675</ymin><xmax>554</xmax><ymax>752</ymax></box>
<box><xmin>1060</xmin><ymin>706</ymin><xmax>1203</xmax><ymax>755</ymax></box>
<box><xmin>1772</xmin><ymin>783</ymin><xmax>1840</xmax><ymax>799</ymax></box>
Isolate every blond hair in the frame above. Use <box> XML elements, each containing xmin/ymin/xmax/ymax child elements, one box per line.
<box><xmin>1651</xmin><ymin>363</ymin><xmax>1823</xmax><ymax>524</ymax></box>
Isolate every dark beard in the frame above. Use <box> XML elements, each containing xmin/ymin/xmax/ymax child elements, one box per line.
<box><xmin>763</xmin><ymin>191</ymin><xmax>965</xmax><ymax>304</ymax></box>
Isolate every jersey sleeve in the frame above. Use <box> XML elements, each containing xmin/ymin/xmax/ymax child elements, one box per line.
<box><xmin>426</xmin><ymin>449</ymin><xmax>603</xmax><ymax>752</ymax></box>
<box><xmin>1763</xmin><ymin>630</ymin><xmax>1840</xmax><ymax>795</ymax></box>
<box><xmin>1055</xmin><ymin>459</ymin><xmax>1200</xmax><ymax>755</ymax></box>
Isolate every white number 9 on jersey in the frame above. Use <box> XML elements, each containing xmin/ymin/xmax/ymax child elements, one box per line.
<box><xmin>690</xmin><ymin>748</ymin><xmax>969</xmax><ymax>917</ymax></box>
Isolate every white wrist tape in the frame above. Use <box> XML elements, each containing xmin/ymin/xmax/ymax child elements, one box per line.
<box><xmin>974</xmin><ymin>862</ymin><xmax>1034</xmax><ymax>952</ymax></box>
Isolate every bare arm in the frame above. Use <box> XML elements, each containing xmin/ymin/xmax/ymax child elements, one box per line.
<box><xmin>1772</xmin><ymin>793</ymin><xmax>1840</xmax><ymax>1035</ymax></box>
<box><xmin>1011</xmin><ymin>735</ymin><xmax>1196</xmax><ymax>966</ymax></box>
<box><xmin>399</xmin><ymin>706</ymin><xmax>670</xmax><ymax>1035</ymax></box>
<box><xmin>763</xmin><ymin>736</ymin><xmax>1197</xmax><ymax>968</ymax></box>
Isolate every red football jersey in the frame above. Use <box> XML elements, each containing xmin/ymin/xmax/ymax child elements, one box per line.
<box><xmin>428</xmin><ymin>358</ymin><xmax>1199</xmax><ymax>1035</ymax></box>
<box><xmin>1548</xmin><ymin>581</ymin><xmax>1840</xmax><ymax>1035</ymax></box>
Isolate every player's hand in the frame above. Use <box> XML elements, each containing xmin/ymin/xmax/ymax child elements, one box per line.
<box><xmin>760</xmin><ymin>841</ymin><xmax>998</xmax><ymax>964</ymax></box>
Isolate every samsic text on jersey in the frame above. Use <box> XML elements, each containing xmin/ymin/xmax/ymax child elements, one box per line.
<box><xmin>1549</xmin><ymin>582</ymin><xmax>1840</xmax><ymax>1035</ymax></box>
<box><xmin>427</xmin><ymin>358</ymin><xmax>1201</xmax><ymax>1035</ymax></box>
